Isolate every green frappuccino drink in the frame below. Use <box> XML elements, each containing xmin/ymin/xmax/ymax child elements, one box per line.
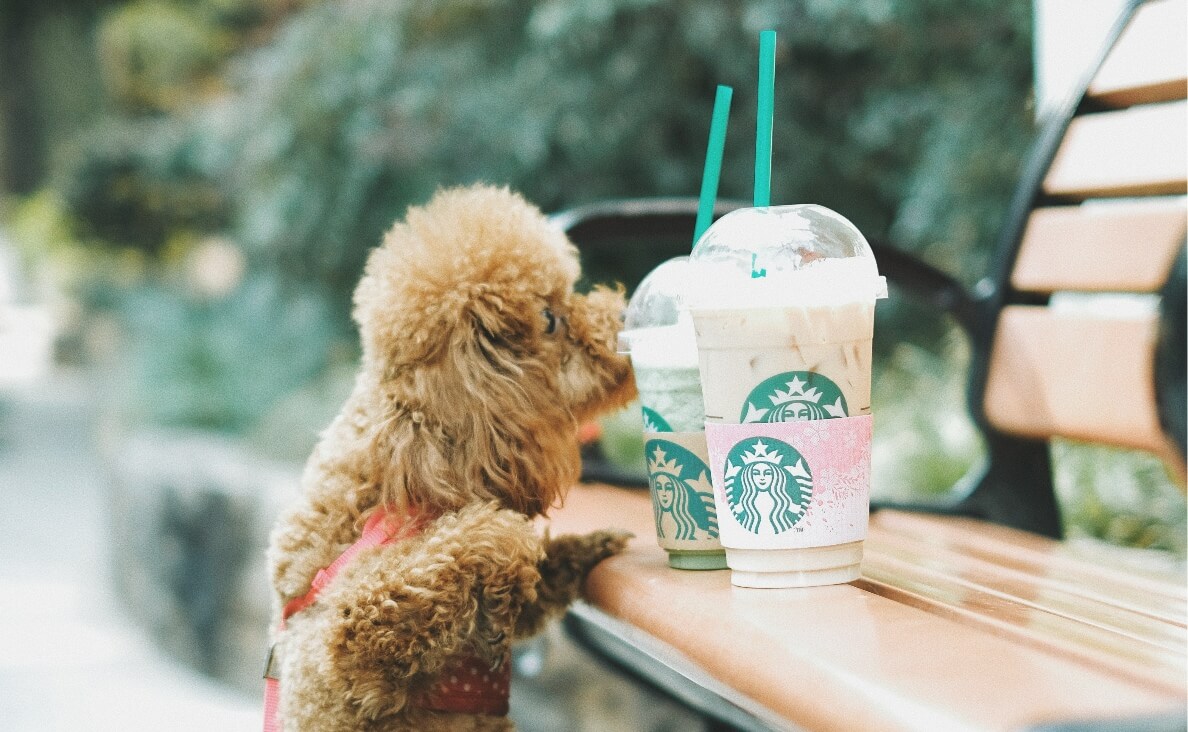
<box><xmin>620</xmin><ymin>257</ymin><xmax>725</xmax><ymax>570</ymax></box>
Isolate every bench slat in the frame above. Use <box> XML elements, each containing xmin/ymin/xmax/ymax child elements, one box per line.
<box><xmin>983</xmin><ymin>305</ymin><xmax>1173</xmax><ymax>455</ymax></box>
<box><xmin>1044</xmin><ymin>100</ymin><xmax>1188</xmax><ymax>199</ymax></box>
<box><xmin>544</xmin><ymin>484</ymin><xmax>1185</xmax><ymax>731</ymax></box>
<box><xmin>1011</xmin><ymin>199</ymin><xmax>1187</xmax><ymax>293</ymax></box>
<box><xmin>1088</xmin><ymin>0</ymin><xmax>1188</xmax><ymax>108</ymax></box>
<box><xmin>865</xmin><ymin>529</ymin><xmax>1186</xmax><ymax>651</ymax></box>
<box><xmin>870</xmin><ymin>510</ymin><xmax>1188</xmax><ymax>613</ymax></box>
<box><xmin>857</xmin><ymin>562</ymin><xmax>1184</xmax><ymax>695</ymax></box>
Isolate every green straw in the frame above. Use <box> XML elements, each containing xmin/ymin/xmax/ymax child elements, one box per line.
<box><xmin>754</xmin><ymin>29</ymin><xmax>776</xmax><ymax>207</ymax></box>
<box><xmin>693</xmin><ymin>85</ymin><xmax>733</xmax><ymax>248</ymax></box>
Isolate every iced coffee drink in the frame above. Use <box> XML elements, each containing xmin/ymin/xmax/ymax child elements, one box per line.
<box><xmin>688</xmin><ymin>205</ymin><xmax>885</xmax><ymax>588</ymax></box>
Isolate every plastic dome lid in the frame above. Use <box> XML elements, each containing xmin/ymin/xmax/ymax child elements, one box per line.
<box><xmin>619</xmin><ymin>256</ymin><xmax>699</xmax><ymax>365</ymax></box>
<box><xmin>687</xmin><ymin>204</ymin><xmax>886</xmax><ymax>309</ymax></box>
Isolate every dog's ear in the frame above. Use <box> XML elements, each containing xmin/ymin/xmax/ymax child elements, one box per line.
<box><xmin>352</xmin><ymin>185</ymin><xmax>578</xmax><ymax>372</ymax></box>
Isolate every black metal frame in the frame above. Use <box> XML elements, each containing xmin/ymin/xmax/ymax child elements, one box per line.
<box><xmin>1155</xmin><ymin>245</ymin><xmax>1186</xmax><ymax>458</ymax></box>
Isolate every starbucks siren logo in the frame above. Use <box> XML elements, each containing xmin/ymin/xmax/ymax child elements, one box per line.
<box><xmin>723</xmin><ymin>438</ymin><xmax>813</xmax><ymax>535</ymax></box>
<box><xmin>641</xmin><ymin>406</ymin><xmax>673</xmax><ymax>433</ymax></box>
<box><xmin>645</xmin><ymin>440</ymin><xmax>718</xmax><ymax>540</ymax></box>
<box><xmin>741</xmin><ymin>371</ymin><xmax>848</xmax><ymax>423</ymax></box>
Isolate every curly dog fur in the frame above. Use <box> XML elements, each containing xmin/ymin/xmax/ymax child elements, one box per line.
<box><xmin>266</xmin><ymin>185</ymin><xmax>637</xmax><ymax>730</ymax></box>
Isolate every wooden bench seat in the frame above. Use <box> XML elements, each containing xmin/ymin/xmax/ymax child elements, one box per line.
<box><xmin>1044</xmin><ymin>100</ymin><xmax>1186</xmax><ymax>199</ymax></box>
<box><xmin>1011</xmin><ymin>198</ymin><xmax>1186</xmax><ymax>293</ymax></box>
<box><xmin>542</xmin><ymin>483</ymin><xmax>1186</xmax><ymax>732</ymax></box>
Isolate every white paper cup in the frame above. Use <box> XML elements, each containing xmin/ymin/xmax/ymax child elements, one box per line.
<box><xmin>701</xmin><ymin>415</ymin><xmax>872</xmax><ymax>587</ymax></box>
<box><xmin>641</xmin><ymin>430</ymin><xmax>727</xmax><ymax>570</ymax></box>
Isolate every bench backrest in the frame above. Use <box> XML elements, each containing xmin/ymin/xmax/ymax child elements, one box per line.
<box><xmin>965</xmin><ymin>0</ymin><xmax>1186</xmax><ymax>535</ymax></box>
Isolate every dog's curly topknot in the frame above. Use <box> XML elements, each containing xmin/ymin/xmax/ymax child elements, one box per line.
<box><xmin>353</xmin><ymin>186</ymin><xmax>579</xmax><ymax>366</ymax></box>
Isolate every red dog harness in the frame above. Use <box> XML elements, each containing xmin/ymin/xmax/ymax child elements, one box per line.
<box><xmin>262</xmin><ymin>507</ymin><xmax>512</xmax><ymax>731</ymax></box>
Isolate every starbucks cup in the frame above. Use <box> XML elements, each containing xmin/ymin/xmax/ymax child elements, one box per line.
<box><xmin>620</xmin><ymin>257</ymin><xmax>726</xmax><ymax>570</ymax></box>
<box><xmin>687</xmin><ymin>205</ymin><xmax>886</xmax><ymax>588</ymax></box>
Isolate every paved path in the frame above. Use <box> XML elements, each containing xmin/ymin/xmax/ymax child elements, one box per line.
<box><xmin>0</xmin><ymin>374</ymin><xmax>259</xmax><ymax>731</ymax></box>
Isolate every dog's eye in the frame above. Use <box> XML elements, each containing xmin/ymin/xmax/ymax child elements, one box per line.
<box><xmin>542</xmin><ymin>308</ymin><xmax>559</xmax><ymax>335</ymax></box>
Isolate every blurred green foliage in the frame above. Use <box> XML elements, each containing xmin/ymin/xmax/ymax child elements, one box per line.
<box><xmin>10</xmin><ymin>0</ymin><xmax>1183</xmax><ymax>555</ymax></box>
<box><xmin>114</xmin><ymin>274</ymin><xmax>335</xmax><ymax>433</ymax></box>
<box><xmin>60</xmin><ymin>0</ymin><xmax>1035</xmax><ymax>316</ymax></box>
<box><xmin>870</xmin><ymin>324</ymin><xmax>983</xmax><ymax>502</ymax></box>
<box><xmin>60</xmin><ymin>119</ymin><xmax>229</xmax><ymax>255</ymax></box>
<box><xmin>95</xmin><ymin>0</ymin><xmax>317</xmax><ymax>112</ymax></box>
<box><xmin>98</xmin><ymin>1</ymin><xmax>228</xmax><ymax>112</ymax></box>
<box><xmin>41</xmin><ymin>0</ymin><xmax>1041</xmax><ymax>437</ymax></box>
<box><xmin>1054</xmin><ymin>440</ymin><xmax>1187</xmax><ymax>556</ymax></box>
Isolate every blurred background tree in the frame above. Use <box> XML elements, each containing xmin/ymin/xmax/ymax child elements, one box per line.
<box><xmin>0</xmin><ymin>0</ymin><xmax>109</xmax><ymax>194</ymax></box>
<box><xmin>2</xmin><ymin>0</ymin><xmax>1182</xmax><ymax>553</ymax></box>
<box><xmin>53</xmin><ymin>0</ymin><xmax>1035</xmax><ymax>318</ymax></box>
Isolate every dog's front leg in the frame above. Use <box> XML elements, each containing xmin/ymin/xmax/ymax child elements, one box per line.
<box><xmin>318</xmin><ymin>504</ymin><xmax>543</xmax><ymax>713</ymax></box>
<box><xmin>319</xmin><ymin>549</ymin><xmax>488</xmax><ymax>720</ymax></box>
<box><xmin>277</xmin><ymin>546</ymin><xmax>490</xmax><ymax>731</ymax></box>
<box><xmin>513</xmin><ymin>529</ymin><xmax>630</xmax><ymax>638</ymax></box>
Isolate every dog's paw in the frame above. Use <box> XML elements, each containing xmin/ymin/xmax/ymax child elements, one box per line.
<box><xmin>544</xmin><ymin>528</ymin><xmax>632</xmax><ymax>575</ymax></box>
<box><xmin>581</xmin><ymin>528</ymin><xmax>633</xmax><ymax>563</ymax></box>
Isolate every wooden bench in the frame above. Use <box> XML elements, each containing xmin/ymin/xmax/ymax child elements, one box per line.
<box><xmin>545</xmin><ymin>2</ymin><xmax>1186</xmax><ymax>729</ymax></box>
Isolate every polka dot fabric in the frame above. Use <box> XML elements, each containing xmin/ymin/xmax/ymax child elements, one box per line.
<box><xmin>418</xmin><ymin>652</ymin><xmax>512</xmax><ymax>716</ymax></box>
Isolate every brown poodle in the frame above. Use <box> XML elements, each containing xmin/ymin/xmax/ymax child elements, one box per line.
<box><xmin>265</xmin><ymin>185</ymin><xmax>637</xmax><ymax>731</ymax></box>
